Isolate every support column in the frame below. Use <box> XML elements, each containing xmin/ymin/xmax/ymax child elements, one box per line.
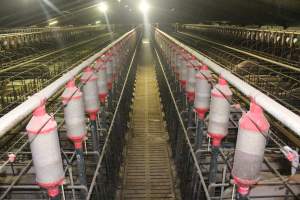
<box><xmin>208</xmin><ymin>145</ymin><xmax>219</xmax><ymax>195</ymax></box>
<box><xmin>195</xmin><ymin>118</ymin><xmax>204</xmax><ymax>161</ymax></box>
<box><xmin>75</xmin><ymin>147</ymin><xmax>87</xmax><ymax>186</ymax></box>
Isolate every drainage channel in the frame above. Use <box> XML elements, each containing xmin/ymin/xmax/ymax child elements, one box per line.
<box><xmin>121</xmin><ymin>37</ymin><xmax>177</xmax><ymax>200</ymax></box>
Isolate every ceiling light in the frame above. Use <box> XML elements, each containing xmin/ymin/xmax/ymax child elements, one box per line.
<box><xmin>48</xmin><ymin>20</ymin><xmax>58</xmax><ymax>26</ymax></box>
<box><xmin>98</xmin><ymin>2</ymin><xmax>108</xmax><ymax>13</ymax></box>
<box><xmin>139</xmin><ymin>1</ymin><xmax>149</xmax><ymax>14</ymax></box>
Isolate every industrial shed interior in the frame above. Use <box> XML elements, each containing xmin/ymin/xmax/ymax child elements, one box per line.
<box><xmin>0</xmin><ymin>0</ymin><xmax>300</xmax><ymax>200</ymax></box>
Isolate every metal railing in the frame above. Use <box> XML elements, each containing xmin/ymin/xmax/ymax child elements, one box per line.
<box><xmin>154</xmin><ymin>44</ymin><xmax>211</xmax><ymax>199</ymax></box>
<box><xmin>181</xmin><ymin>24</ymin><xmax>300</xmax><ymax>64</ymax></box>
<box><xmin>153</xmin><ymin>27</ymin><xmax>300</xmax><ymax>200</ymax></box>
<box><xmin>86</xmin><ymin>32</ymin><xmax>140</xmax><ymax>199</ymax></box>
<box><xmin>0</xmin><ymin>29</ymin><xmax>136</xmax><ymax>139</ymax></box>
<box><xmin>154</xmin><ymin>28</ymin><xmax>300</xmax><ymax>137</ymax></box>
<box><xmin>0</xmin><ymin>28</ymin><xmax>139</xmax><ymax>199</ymax></box>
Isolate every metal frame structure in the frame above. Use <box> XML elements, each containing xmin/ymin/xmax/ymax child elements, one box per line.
<box><xmin>0</xmin><ymin>24</ymin><xmax>299</xmax><ymax>200</ymax></box>
<box><xmin>0</xmin><ymin>28</ymin><xmax>139</xmax><ymax>199</ymax></box>
<box><xmin>155</xmin><ymin>28</ymin><xmax>300</xmax><ymax>137</ymax></box>
<box><xmin>0</xmin><ymin>25</ymin><xmax>108</xmax><ymax>50</ymax></box>
<box><xmin>169</xmin><ymin>29</ymin><xmax>300</xmax><ymax>147</ymax></box>
<box><xmin>181</xmin><ymin>24</ymin><xmax>300</xmax><ymax>61</ymax></box>
<box><xmin>154</xmin><ymin>27</ymin><xmax>300</xmax><ymax>200</ymax></box>
<box><xmin>0</xmin><ymin>33</ymin><xmax>113</xmax><ymax>116</ymax></box>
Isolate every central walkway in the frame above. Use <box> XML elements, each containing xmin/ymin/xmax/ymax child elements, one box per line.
<box><xmin>121</xmin><ymin>38</ymin><xmax>176</xmax><ymax>200</ymax></box>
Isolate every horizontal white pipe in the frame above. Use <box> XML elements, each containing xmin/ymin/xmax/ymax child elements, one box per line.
<box><xmin>155</xmin><ymin>28</ymin><xmax>300</xmax><ymax>136</ymax></box>
<box><xmin>0</xmin><ymin>29</ymin><xmax>135</xmax><ymax>138</ymax></box>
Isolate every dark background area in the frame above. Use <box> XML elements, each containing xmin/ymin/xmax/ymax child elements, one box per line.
<box><xmin>0</xmin><ymin>0</ymin><xmax>299</xmax><ymax>27</ymax></box>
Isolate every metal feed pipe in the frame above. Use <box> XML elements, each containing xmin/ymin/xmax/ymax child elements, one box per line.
<box><xmin>0</xmin><ymin>29</ymin><xmax>136</xmax><ymax>139</ymax></box>
<box><xmin>155</xmin><ymin>28</ymin><xmax>300</xmax><ymax>136</ymax></box>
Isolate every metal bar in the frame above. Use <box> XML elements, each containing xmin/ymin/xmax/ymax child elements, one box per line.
<box><xmin>75</xmin><ymin>149</ymin><xmax>87</xmax><ymax>187</ymax></box>
<box><xmin>0</xmin><ymin>185</ymin><xmax>87</xmax><ymax>190</ymax></box>
<box><xmin>90</xmin><ymin>120</ymin><xmax>99</xmax><ymax>152</ymax></box>
<box><xmin>183</xmin><ymin>24</ymin><xmax>300</xmax><ymax>35</ymax></box>
<box><xmin>208</xmin><ymin>146</ymin><xmax>219</xmax><ymax>196</ymax></box>
<box><xmin>263</xmin><ymin>157</ymin><xmax>299</xmax><ymax>198</ymax></box>
<box><xmin>0</xmin><ymin>160</ymin><xmax>32</xmax><ymax>200</ymax></box>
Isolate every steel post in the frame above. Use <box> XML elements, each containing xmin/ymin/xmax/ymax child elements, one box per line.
<box><xmin>195</xmin><ymin>118</ymin><xmax>204</xmax><ymax>162</ymax></box>
<box><xmin>208</xmin><ymin>146</ymin><xmax>219</xmax><ymax>196</ymax></box>
<box><xmin>187</xmin><ymin>101</ymin><xmax>193</xmax><ymax>128</ymax></box>
<box><xmin>75</xmin><ymin>148</ymin><xmax>87</xmax><ymax>198</ymax></box>
<box><xmin>90</xmin><ymin>120</ymin><xmax>99</xmax><ymax>152</ymax></box>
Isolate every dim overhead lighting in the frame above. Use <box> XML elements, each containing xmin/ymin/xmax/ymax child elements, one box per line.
<box><xmin>98</xmin><ymin>2</ymin><xmax>108</xmax><ymax>13</ymax></box>
<box><xmin>142</xmin><ymin>39</ymin><xmax>149</xmax><ymax>44</ymax></box>
<box><xmin>48</xmin><ymin>20</ymin><xmax>58</xmax><ymax>26</ymax></box>
<box><xmin>139</xmin><ymin>1</ymin><xmax>149</xmax><ymax>14</ymax></box>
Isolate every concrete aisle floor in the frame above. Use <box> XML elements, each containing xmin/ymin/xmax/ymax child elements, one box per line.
<box><xmin>121</xmin><ymin>37</ymin><xmax>177</xmax><ymax>200</ymax></box>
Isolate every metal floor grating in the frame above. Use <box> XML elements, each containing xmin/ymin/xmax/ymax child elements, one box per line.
<box><xmin>121</xmin><ymin>42</ymin><xmax>176</xmax><ymax>200</ymax></box>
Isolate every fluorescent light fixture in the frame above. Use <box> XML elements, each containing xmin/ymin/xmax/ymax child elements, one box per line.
<box><xmin>142</xmin><ymin>39</ymin><xmax>149</xmax><ymax>44</ymax></box>
<box><xmin>95</xmin><ymin>20</ymin><xmax>101</xmax><ymax>24</ymax></box>
<box><xmin>98</xmin><ymin>2</ymin><xmax>108</xmax><ymax>13</ymax></box>
<box><xmin>139</xmin><ymin>1</ymin><xmax>149</xmax><ymax>14</ymax></box>
<box><xmin>48</xmin><ymin>20</ymin><xmax>58</xmax><ymax>26</ymax></box>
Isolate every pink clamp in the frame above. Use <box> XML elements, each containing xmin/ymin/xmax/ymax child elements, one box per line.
<box><xmin>281</xmin><ymin>146</ymin><xmax>299</xmax><ymax>175</ymax></box>
<box><xmin>200</xmin><ymin>65</ymin><xmax>208</xmax><ymax>70</ymax></box>
<box><xmin>83</xmin><ymin>66</ymin><xmax>93</xmax><ymax>72</ymax></box>
<box><xmin>218</xmin><ymin>75</ymin><xmax>227</xmax><ymax>85</ymax></box>
<box><xmin>281</xmin><ymin>146</ymin><xmax>298</xmax><ymax>162</ymax></box>
<box><xmin>8</xmin><ymin>153</ymin><xmax>16</xmax><ymax>163</ymax></box>
<box><xmin>32</xmin><ymin>95</ymin><xmax>48</xmax><ymax>117</ymax></box>
<box><xmin>66</xmin><ymin>79</ymin><xmax>75</xmax><ymax>88</ymax></box>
